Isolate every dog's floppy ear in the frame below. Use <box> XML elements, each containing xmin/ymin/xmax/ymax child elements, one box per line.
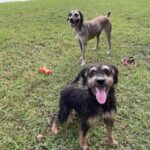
<box><xmin>78</xmin><ymin>10</ymin><xmax>84</xmax><ymax>29</ymax></box>
<box><xmin>72</xmin><ymin>67</ymin><xmax>88</xmax><ymax>86</ymax></box>
<box><xmin>78</xmin><ymin>11</ymin><xmax>83</xmax><ymax>23</ymax></box>
<box><xmin>67</xmin><ymin>11</ymin><xmax>70</xmax><ymax>21</ymax></box>
<box><xmin>111</xmin><ymin>65</ymin><xmax>119</xmax><ymax>84</ymax></box>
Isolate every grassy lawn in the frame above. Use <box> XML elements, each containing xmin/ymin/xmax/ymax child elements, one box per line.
<box><xmin>0</xmin><ymin>0</ymin><xmax>150</xmax><ymax>149</ymax></box>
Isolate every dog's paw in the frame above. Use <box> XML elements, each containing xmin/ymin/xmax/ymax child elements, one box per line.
<box><xmin>51</xmin><ymin>123</ymin><xmax>58</xmax><ymax>134</ymax></box>
<box><xmin>93</xmin><ymin>47</ymin><xmax>97</xmax><ymax>50</ymax></box>
<box><xmin>107</xmin><ymin>50</ymin><xmax>112</xmax><ymax>56</ymax></box>
<box><xmin>79</xmin><ymin>56</ymin><xmax>83</xmax><ymax>60</ymax></box>
<box><xmin>81</xmin><ymin>144</ymin><xmax>89</xmax><ymax>150</ymax></box>
<box><xmin>81</xmin><ymin>60</ymin><xmax>86</xmax><ymax>66</ymax></box>
<box><xmin>109</xmin><ymin>140</ymin><xmax>118</xmax><ymax>148</ymax></box>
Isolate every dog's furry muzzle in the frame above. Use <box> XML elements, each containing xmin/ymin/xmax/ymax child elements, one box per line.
<box><xmin>69</xmin><ymin>18</ymin><xmax>79</xmax><ymax>27</ymax></box>
<box><xmin>88</xmin><ymin>77</ymin><xmax>110</xmax><ymax>104</ymax></box>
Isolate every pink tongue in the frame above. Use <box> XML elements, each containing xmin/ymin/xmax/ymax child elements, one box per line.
<box><xmin>96</xmin><ymin>88</ymin><xmax>107</xmax><ymax>104</ymax></box>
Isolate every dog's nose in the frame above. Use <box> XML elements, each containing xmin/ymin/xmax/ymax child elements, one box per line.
<box><xmin>96</xmin><ymin>79</ymin><xmax>105</xmax><ymax>85</ymax></box>
<box><xmin>70</xmin><ymin>18</ymin><xmax>73</xmax><ymax>23</ymax></box>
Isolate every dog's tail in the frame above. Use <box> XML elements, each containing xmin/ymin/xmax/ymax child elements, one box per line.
<box><xmin>107</xmin><ymin>12</ymin><xmax>111</xmax><ymax>17</ymax></box>
<box><xmin>71</xmin><ymin>67</ymin><xmax>87</xmax><ymax>86</ymax></box>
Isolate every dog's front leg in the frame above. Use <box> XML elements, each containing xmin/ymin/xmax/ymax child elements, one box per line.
<box><xmin>81</xmin><ymin>44</ymin><xmax>86</xmax><ymax>66</ymax></box>
<box><xmin>79</xmin><ymin>121</ymin><xmax>90</xmax><ymax>150</ymax></box>
<box><xmin>105</xmin><ymin>119</ymin><xmax>118</xmax><ymax>147</ymax></box>
<box><xmin>78</xmin><ymin>40</ymin><xmax>86</xmax><ymax>66</ymax></box>
<box><xmin>51</xmin><ymin>113</ymin><xmax>60</xmax><ymax>134</ymax></box>
<box><xmin>78</xmin><ymin>40</ymin><xmax>83</xmax><ymax>60</ymax></box>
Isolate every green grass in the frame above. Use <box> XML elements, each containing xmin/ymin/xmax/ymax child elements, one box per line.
<box><xmin>0</xmin><ymin>0</ymin><xmax>150</xmax><ymax>149</ymax></box>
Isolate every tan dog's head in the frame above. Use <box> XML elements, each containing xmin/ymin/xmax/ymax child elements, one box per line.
<box><xmin>67</xmin><ymin>10</ymin><xmax>83</xmax><ymax>28</ymax></box>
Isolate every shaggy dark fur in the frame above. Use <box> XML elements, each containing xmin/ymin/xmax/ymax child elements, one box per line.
<box><xmin>51</xmin><ymin>63</ymin><xmax>119</xmax><ymax>150</ymax></box>
<box><xmin>58</xmin><ymin>85</ymin><xmax>116</xmax><ymax>122</ymax></box>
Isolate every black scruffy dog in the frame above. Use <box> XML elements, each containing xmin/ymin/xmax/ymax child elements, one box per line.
<box><xmin>51</xmin><ymin>63</ymin><xmax>119</xmax><ymax>150</ymax></box>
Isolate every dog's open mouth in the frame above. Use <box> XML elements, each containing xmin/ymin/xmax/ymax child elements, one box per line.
<box><xmin>70</xmin><ymin>22</ymin><xmax>76</xmax><ymax>27</ymax></box>
<box><xmin>69</xmin><ymin>19</ymin><xmax>79</xmax><ymax>27</ymax></box>
<box><xmin>95</xmin><ymin>87</ymin><xmax>107</xmax><ymax>104</ymax></box>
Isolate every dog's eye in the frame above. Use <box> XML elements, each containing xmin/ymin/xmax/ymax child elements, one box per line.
<box><xmin>74</xmin><ymin>13</ymin><xmax>78</xmax><ymax>17</ymax></box>
<box><xmin>90</xmin><ymin>70</ymin><xmax>97</xmax><ymax>75</ymax></box>
<box><xmin>103</xmin><ymin>69</ymin><xmax>111</xmax><ymax>76</ymax></box>
<box><xmin>68</xmin><ymin>13</ymin><xmax>72</xmax><ymax>16</ymax></box>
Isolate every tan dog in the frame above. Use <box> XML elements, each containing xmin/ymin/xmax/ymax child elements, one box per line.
<box><xmin>67</xmin><ymin>10</ymin><xmax>112</xmax><ymax>66</ymax></box>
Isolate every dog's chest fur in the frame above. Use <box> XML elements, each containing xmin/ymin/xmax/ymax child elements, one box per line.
<box><xmin>75</xmin><ymin>26</ymin><xmax>88</xmax><ymax>43</ymax></box>
<box><xmin>76</xmin><ymin>31</ymin><xmax>87</xmax><ymax>43</ymax></box>
<box><xmin>61</xmin><ymin>85</ymin><xmax>117</xmax><ymax>127</ymax></box>
<box><xmin>75</xmin><ymin>22</ymin><xmax>101</xmax><ymax>42</ymax></box>
<box><xmin>87</xmin><ymin>109</ymin><xmax>117</xmax><ymax>126</ymax></box>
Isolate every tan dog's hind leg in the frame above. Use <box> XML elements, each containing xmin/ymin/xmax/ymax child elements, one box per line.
<box><xmin>106</xmin><ymin>32</ymin><xmax>112</xmax><ymax>55</ymax></box>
